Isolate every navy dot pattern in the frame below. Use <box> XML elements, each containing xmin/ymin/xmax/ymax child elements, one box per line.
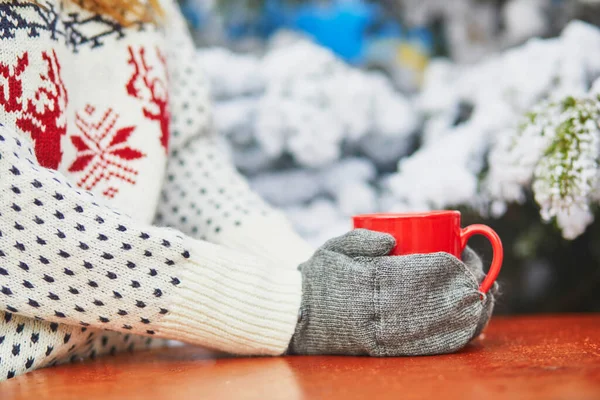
<box><xmin>156</xmin><ymin>9</ymin><xmax>312</xmax><ymax>267</ymax></box>
<box><xmin>156</xmin><ymin>135</ymin><xmax>273</xmax><ymax>243</ymax></box>
<box><xmin>157</xmin><ymin>1</ymin><xmax>274</xmax><ymax>241</ymax></box>
<box><xmin>0</xmin><ymin>311</ymin><xmax>167</xmax><ymax>379</ymax></box>
<box><xmin>0</xmin><ymin>124</ymin><xmax>188</xmax><ymax>380</ymax></box>
<box><xmin>164</xmin><ymin>5</ymin><xmax>212</xmax><ymax>151</ymax></box>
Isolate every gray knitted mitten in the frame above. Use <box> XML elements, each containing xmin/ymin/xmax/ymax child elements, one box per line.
<box><xmin>288</xmin><ymin>229</ymin><xmax>497</xmax><ymax>356</ymax></box>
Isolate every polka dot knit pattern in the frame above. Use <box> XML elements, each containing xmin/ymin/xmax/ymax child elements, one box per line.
<box><xmin>0</xmin><ymin>124</ymin><xmax>302</xmax><ymax>380</ymax></box>
<box><xmin>156</xmin><ymin>135</ymin><xmax>315</xmax><ymax>269</ymax></box>
<box><xmin>1</xmin><ymin>312</ymin><xmax>167</xmax><ymax>380</ymax></box>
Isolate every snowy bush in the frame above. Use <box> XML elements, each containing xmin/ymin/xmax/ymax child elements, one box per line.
<box><xmin>197</xmin><ymin>34</ymin><xmax>419</xmax><ymax>245</ymax></box>
<box><xmin>199</xmin><ymin>33</ymin><xmax>418</xmax><ymax>168</ymax></box>
<box><xmin>489</xmin><ymin>95</ymin><xmax>600</xmax><ymax>239</ymax></box>
<box><xmin>385</xmin><ymin>21</ymin><xmax>600</xmax><ymax>239</ymax></box>
<box><xmin>198</xmin><ymin>21</ymin><xmax>600</xmax><ymax>244</ymax></box>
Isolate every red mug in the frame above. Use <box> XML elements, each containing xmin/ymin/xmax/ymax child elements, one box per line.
<box><xmin>352</xmin><ymin>211</ymin><xmax>502</xmax><ymax>294</ymax></box>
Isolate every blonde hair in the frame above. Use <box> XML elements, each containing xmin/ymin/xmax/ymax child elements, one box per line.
<box><xmin>30</xmin><ymin>0</ymin><xmax>163</xmax><ymax>26</ymax></box>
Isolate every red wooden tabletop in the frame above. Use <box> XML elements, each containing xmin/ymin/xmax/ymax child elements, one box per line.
<box><xmin>1</xmin><ymin>314</ymin><xmax>599</xmax><ymax>400</ymax></box>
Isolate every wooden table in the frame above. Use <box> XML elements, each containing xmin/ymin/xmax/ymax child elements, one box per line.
<box><xmin>1</xmin><ymin>315</ymin><xmax>599</xmax><ymax>400</ymax></box>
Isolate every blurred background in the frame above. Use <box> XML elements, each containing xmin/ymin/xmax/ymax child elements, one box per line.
<box><xmin>177</xmin><ymin>0</ymin><xmax>600</xmax><ymax>315</ymax></box>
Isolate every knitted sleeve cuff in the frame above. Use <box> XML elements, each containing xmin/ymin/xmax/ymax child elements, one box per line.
<box><xmin>159</xmin><ymin>238</ymin><xmax>303</xmax><ymax>355</ymax></box>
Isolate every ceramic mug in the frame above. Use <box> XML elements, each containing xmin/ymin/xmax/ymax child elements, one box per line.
<box><xmin>352</xmin><ymin>211</ymin><xmax>502</xmax><ymax>294</ymax></box>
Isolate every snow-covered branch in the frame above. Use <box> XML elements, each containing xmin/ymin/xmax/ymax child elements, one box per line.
<box><xmin>197</xmin><ymin>21</ymin><xmax>600</xmax><ymax>244</ymax></box>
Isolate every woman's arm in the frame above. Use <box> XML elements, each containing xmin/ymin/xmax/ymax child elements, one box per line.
<box><xmin>0</xmin><ymin>122</ymin><xmax>301</xmax><ymax>355</ymax></box>
<box><xmin>156</xmin><ymin>134</ymin><xmax>315</xmax><ymax>269</ymax></box>
<box><xmin>158</xmin><ymin>6</ymin><xmax>314</xmax><ymax>268</ymax></box>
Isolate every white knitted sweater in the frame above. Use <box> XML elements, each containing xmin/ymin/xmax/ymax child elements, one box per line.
<box><xmin>0</xmin><ymin>0</ymin><xmax>314</xmax><ymax>380</ymax></box>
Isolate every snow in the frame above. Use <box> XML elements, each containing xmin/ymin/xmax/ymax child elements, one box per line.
<box><xmin>387</xmin><ymin>21</ymin><xmax>600</xmax><ymax>225</ymax></box>
<box><xmin>198</xmin><ymin>35</ymin><xmax>418</xmax><ymax>169</ymax></box>
<box><xmin>502</xmin><ymin>0</ymin><xmax>548</xmax><ymax>45</ymax></box>
<box><xmin>198</xmin><ymin>20</ymin><xmax>600</xmax><ymax>242</ymax></box>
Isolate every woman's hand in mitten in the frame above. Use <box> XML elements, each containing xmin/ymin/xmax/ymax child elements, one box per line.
<box><xmin>288</xmin><ymin>229</ymin><xmax>496</xmax><ymax>356</ymax></box>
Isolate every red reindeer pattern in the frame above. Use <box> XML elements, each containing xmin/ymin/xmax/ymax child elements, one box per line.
<box><xmin>0</xmin><ymin>47</ymin><xmax>168</xmax><ymax>199</ymax></box>
<box><xmin>0</xmin><ymin>50</ymin><xmax>68</xmax><ymax>169</ymax></box>
<box><xmin>0</xmin><ymin>52</ymin><xmax>28</xmax><ymax>113</ymax></box>
<box><xmin>126</xmin><ymin>46</ymin><xmax>170</xmax><ymax>152</ymax></box>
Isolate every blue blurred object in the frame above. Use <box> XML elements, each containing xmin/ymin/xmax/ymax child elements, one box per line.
<box><xmin>255</xmin><ymin>0</ymin><xmax>381</xmax><ymax>63</ymax></box>
<box><xmin>180</xmin><ymin>0</ymin><xmax>204</xmax><ymax>29</ymax></box>
<box><xmin>290</xmin><ymin>1</ymin><xmax>377</xmax><ymax>63</ymax></box>
<box><xmin>181</xmin><ymin>0</ymin><xmax>433</xmax><ymax>76</ymax></box>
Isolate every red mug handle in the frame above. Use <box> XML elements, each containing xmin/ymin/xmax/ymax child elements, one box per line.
<box><xmin>460</xmin><ymin>224</ymin><xmax>503</xmax><ymax>294</ymax></box>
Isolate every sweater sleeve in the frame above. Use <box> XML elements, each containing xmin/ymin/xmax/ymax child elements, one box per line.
<box><xmin>0</xmin><ymin>122</ymin><xmax>302</xmax><ymax>356</ymax></box>
<box><xmin>158</xmin><ymin>4</ymin><xmax>314</xmax><ymax>269</ymax></box>
<box><xmin>156</xmin><ymin>135</ymin><xmax>315</xmax><ymax>270</ymax></box>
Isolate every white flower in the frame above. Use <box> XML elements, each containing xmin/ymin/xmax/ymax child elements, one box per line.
<box><xmin>555</xmin><ymin>206</ymin><xmax>595</xmax><ymax>240</ymax></box>
<box><xmin>386</xmin><ymin>21</ymin><xmax>600</xmax><ymax>214</ymax></box>
<box><xmin>485</xmin><ymin>105</ymin><xmax>556</xmax><ymax>206</ymax></box>
<box><xmin>531</xmin><ymin>96</ymin><xmax>600</xmax><ymax>238</ymax></box>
